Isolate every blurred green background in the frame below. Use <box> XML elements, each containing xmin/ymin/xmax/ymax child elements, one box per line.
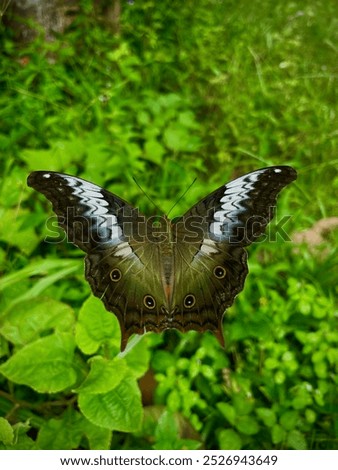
<box><xmin>0</xmin><ymin>0</ymin><xmax>337</xmax><ymax>450</ymax></box>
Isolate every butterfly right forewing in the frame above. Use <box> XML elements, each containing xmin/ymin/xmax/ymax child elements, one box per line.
<box><xmin>171</xmin><ymin>166</ymin><xmax>297</xmax><ymax>345</ymax></box>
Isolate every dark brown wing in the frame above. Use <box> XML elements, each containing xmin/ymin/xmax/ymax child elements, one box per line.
<box><xmin>182</xmin><ymin>166</ymin><xmax>297</xmax><ymax>246</ymax></box>
<box><xmin>172</xmin><ymin>166</ymin><xmax>297</xmax><ymax>345</ymax></box>
<box><xmin>27</xmin><ymin>171</ymin><xmax>142</xmax><ymax>253</ymax></box>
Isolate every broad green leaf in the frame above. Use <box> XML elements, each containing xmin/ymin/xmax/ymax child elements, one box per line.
<box><xmin>0</xmin><ymin>167</ymin><xmax>28</xmax><ymax>208</ymax></box>
<box><xmin>78</xmin><ymin>377</ymin><xmax>143</xmax><ymax>432</ymax></box>
<box><xmin>218</xmin><ymin>429</ymin><xmax>242</xmax><ymax>450</ymax></box>
<box><xmin>0</xmin><ymin>333</ymin><xmax>76</xmax><ymax>393</ymax></box>
<box><xmin>152</xmin><ymin>411</ymin><xmax>201</xmax><ymax>450</ymax></box>
<box><xmin>6</xmin><ymin>265</ymin><xmax>80</xmax><ymax>310</ymax></box>
<box><xmin>163</xmin><ymin>124</ymin><xmax>200</xmax><ymax>152</ymax></box>
<box><xmin>256</xmin><ymin>408</ymin><xmax>277</xmax><ymax>427</ymax></box>
<box><xmin>0</xmin><ymin>418</ymin><xmax>14</xmax><ymax>446</ymax></box>
<box><xmin>0</xmin><ymin>259</ymin><xmax>80</xmax><ymax>291</ymax></box>
<box><xmin>178</xmin><ymin>111</ymin><xmax>200</xmax><ymax>129</ymax></box>
<box><xmin>75</xmin><ymin>295</ymin><xmax>120</xmax><ymax>354</ymax></box>
<box><xmin>144</xmin><ymin>139</ymin><xmax>165</xmax><ymax>164</ymax></box>
<box><xmin>22</xmin><ymin>137</ymin><xmax>86</xmax><ymax>171</ymax></box>
<box><xmin>0</xmin><ymin>208</ymin><xmax>39</xmax><ymax>254</ymax></box>
<box><xmin>122</xmin><ymin>335</ymin><xmax>151</xmax><ymax>378</ymax></box>
<box><xmin>271</xmin><ymin>424</ymin><xmax>286</xmax><ymax>444</ymax></box>
<box><xmin>37</xmin><ymin>410</ymin><xmax>112</xmax><ymax>450</ymax></box>
<box><xmin>151</xmin><ymin>350</ymin><xmax>177</xmax><ymax>372</ymax></box>
<box><xmin>0</xmin><ymin>335</ymin><xmax>9</xmax><ymax>358</ymax></box>
<box><xmin>280</xmin><ymin>410</ymin><xmax>299</xmax><ymax>431</ymax></box>
<box><xmin>154</xmin><ymin>411</ymin><xmax>178</xmax><ymax>446</ymax></box>
<box><xmin>81</xmin><ymin>418</ymin><xmax>112</xmax><ymax>450</ymax></box>
<box><xmin>37</xmin><ymin>410</ymin><xmax>83</xmax><ymax>450</ymax></box>
<box><xmin>233</xmin><ymin>394</ymin><xmax>254</xmax><ymax>415</ymax></box>
<box><xmin>286</xmin><ymin>430</ymin><xmax>307</xmax><ymax>450</ymax></box>
<box><xmin>236</xmin><ymin>416</ymin><xmax>260</xmax><ymax>436</ymax></box>
<box><xmin>0</xmin><ymin>426</ymin><xmax>37</xmax><ymax>450</ymax></box>
<box><xmin>0</xmin><ymin>420</ymin><xmax>38</xmax><ymax>450</ymax></box>
<box><xmin>76</xmin><ymin>356</ymin><xmax>127</xmax><ymax>393</ymax></box>
<box><xmin>305</xmin><ymin>409</ymin><xmax>316</xmax><ymax>424</ymax></box>
<box><xmin>217</xmin><ymin>403</ymin><xmax>236</xmax><ymax>426</ymax></box>
<box><xmin>0</xmin><ymin>298</ymin><xmax>74</xmax><ymax>346</ymax></box>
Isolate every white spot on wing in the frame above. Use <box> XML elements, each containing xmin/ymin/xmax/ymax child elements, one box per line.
<box><xmin>63</xmin><ymin>175</ymin><xmax>123</xmax><ymax>244</ymax></box>
<box><xmin>209</xmin><ymin>171</ymin><xmax>262</xmax><ymax>239</ymax></box>
<box><xmin>109</xmin><ymin>222</ymin><xmax>122</xmax><ymax>240</ymax></box>
<box><xmin>43</xmin><ymin>173</ymin><xmax>51</xmax><ymax>179</ymax></box>
<box><xmin>274</xmin><ymin>168</ymin><xmax>282</xmax><ymax>173</ymax></box>
<box><xmin>114</xmin><ymin>242</ymin><xmax>133</xmax><ymax>257</ymax></box>
<box><xmin>200</xmin><ymin>238</ymin><xmax>219</xmax><ymax>255</ymax></box>
<box><xmin>209</xmin><ymin>221</ymin><xmax>223</xmax><ymax>237</ymax></box>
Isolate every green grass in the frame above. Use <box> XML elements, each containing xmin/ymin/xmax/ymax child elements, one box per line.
<box><xmin>0</xmin><ymin>0</ymin><xmax>337</xmax><ymax>450</ymax></box>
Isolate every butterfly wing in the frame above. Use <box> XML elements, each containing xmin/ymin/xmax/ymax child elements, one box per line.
<box><xmin>28</xmin><ymin>167</ymin><xmax>297</xmax><ymax>350</ymax></box>
<box><xmin>27</xmin><ymin>171</ymin><xmax>140</xmax><ymax>252</ymax></box>
<box><xmin>27</xmin><ymin>171</ymin><xmax>166</xmax><ymax>350</ymax></box>
<box><xmin>172</xmin><ymin>166</ymin><xmax>297</xmax><ymax>344</ymax></box>
<box><xmin>182</xmin><ymin>166</ymin><xmax>297</xmax><ymax>246</ymax></box>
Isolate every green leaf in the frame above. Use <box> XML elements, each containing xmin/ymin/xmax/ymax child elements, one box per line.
<box><xmin>256</xmin><ymin>408</ymin><xmax>277</xmax><ymax>427</ymax></box>
<box><xmin>0</xmin><ymin>418</ymin><xmax>14</xmax><ymax>446</ymax></box>
<box><xmin>123</xmin><ymin>335</ymin><xmax>151</xmax><ymax>378</ymax></box>
<box><xmin>81</xmin><ymin>419</ymin><xmax>112</xmax><ymax>450</ymax></box>
<box><xmin>151</xmin><ymin>350</ymin><xmax>176</xmax><ymax>372</ymax></box>
<box><xmin>163</xmin><ymin>124</ymin><xmax>200</xmax><ymax>152</ymax></box>
<box><xmin>0</xmin><ymin>167</ymin><xmax>29</xmax><ymax>208</ymax></box>
<box><xmin>7</xmin><ymin>265</ymin><xmax>80</xmax><ymax>310</ymax></box>
<box><xmin>217</xmin><ymin>403</ymin><xmax>236</xmax><ymax>425</ymax></box>
<box><xmin>153</xmin><ymin>411</ymin><xmax>179</xmax><ymax>449</ymax></box>
<box><xmin>37</xmin><ymin>410</ymin><xmax>83</xmax><ymax>450</ymax></box>
<box><xmin>236</xmin><ymin>416</ymin><xmax>260</xmax><ymax>435</ymax></box>
<box><xmin>218</xmin><ymin>429</ymin><xmax>242</xmax><ymax>450</ymax></box>
<box><xmin>0</xmin><ymin>208</ymin><xmax>39</xmax><ymax>254</ymax></box>
<box><xmin>0</xmin><ymin>258</ymin><xmax>80</xmax><ymax>316</ymax></box>
<box><xmin>76</xmin><ymin>356</ymin><xmax>127</xmax><ymax>393</ymax></box>
<box><xmin>280</xmin><ymin>410</ymin><xmax>299</xmax><ymax>431</ymax></box>
<box><xmin>22</xmin><ymin>138</ymin><xmax>86</xmax><ymax>171</ymax></box>
<box><xmin>78</xmin><ymin>377</ymin><xmax>143</xmax><ymax>432</ymax></box>
<box><xmin>178</xmin><ymin>111</ymin><xmax>200</xmax><ymax>129</ymax></box>
<box><xmin>286</xmin><ymin>430</ymin><xmax>307</xmax><ymax>450</ymax></box>
<box><xmin>271</xmin><ymin>424</ymin><xmax>286</xmax><ymax>444</ymax></box>
<box><xmin>233</xmin><ymin>394</ymin><xmax>254</xmax><ymax>415</ymax></box>
<box><xmin>0</xmin><ymin>259</ymin><xmax>79</xmax><ymax>291</ymax></box>
<box><xmin>37</xmin><ymin>410</ymin><xmax>112</xmax><ymax>450</ymax></box>
<box><xmin>75</xmin><ymin>296</ymin><xmax>120</xmax><ymax>354</ymax></box>
<box><xmin>0</xmin><ymin>424</ymin><xmax>37</xmax><ymax>450</ymax></box>
<box><xmin>0</xmin><ymin>298</ymin><xmax>74</xmax><ymax>346</ymax></box>
<box><xmin>144</xmin><ymin>139</ymin><xmax>165</xmax><ymax>164</ymax></box>
<box><xmin>0</xmin><ymin>333</ymin><xmax>76</xmax><ymax>393</ymax></box>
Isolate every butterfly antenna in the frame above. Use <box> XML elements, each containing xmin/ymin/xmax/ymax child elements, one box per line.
<box><xmin>167</xmin><ymin>178</ymin><xmax>197</xmax><ymax>217</ymax></box>
<box><xmin>133</xmin><ymin>177</ymin><xmax>163</xmax><ymax>214</ymax></box>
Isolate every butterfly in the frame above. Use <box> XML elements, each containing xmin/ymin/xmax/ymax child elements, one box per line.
<box><xmin>27</xmin><ymin>166</ymin><xmax>297</xmax><ymax>351</ymax></box>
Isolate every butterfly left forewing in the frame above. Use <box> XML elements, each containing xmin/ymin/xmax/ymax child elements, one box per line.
<box><xmin>27</xmin><ymin>171</ymin><xmax>166</xmax><ymax>350</ymax></box>
<box><xmin>27</xmin><ymin>171</ymin><xmax>140</xmax><ymax>252</ymax></box>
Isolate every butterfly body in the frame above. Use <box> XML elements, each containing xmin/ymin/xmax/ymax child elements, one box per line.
<box><xmin>28</xmin><ymin>166</ymin><xmax>297</xmax><ymax>350</ymax></box>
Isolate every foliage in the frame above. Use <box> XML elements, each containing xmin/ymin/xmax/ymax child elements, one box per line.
<box><xmin>0</xmin><ymin>0</ymin><xmax>337</xmax><ymax>450</ymax></box>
